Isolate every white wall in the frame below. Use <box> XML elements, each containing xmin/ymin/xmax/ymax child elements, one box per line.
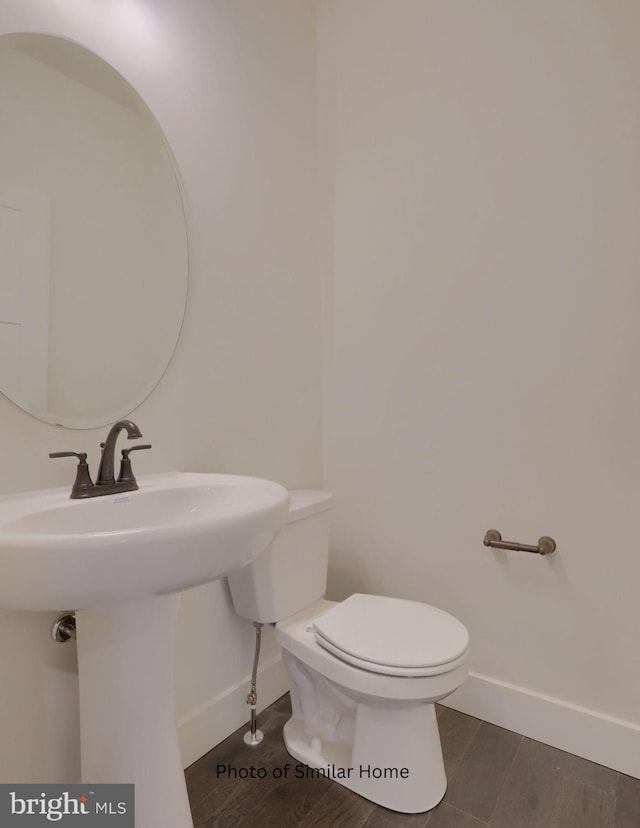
<box><xmin>318</xmin><ymin>0</ymin><xmax>640</xmax><ymax>776</ymax></box>
<box><xmin>0</xmin><ymin>0</ymin><xmax>320</xmax><ymax>781</ymax></box>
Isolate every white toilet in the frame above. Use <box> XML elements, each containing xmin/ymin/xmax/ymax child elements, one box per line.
<box><xmin>227</xmin><ymin>490</ymin><xmax>469</xmax><ymax>813</ymax></box>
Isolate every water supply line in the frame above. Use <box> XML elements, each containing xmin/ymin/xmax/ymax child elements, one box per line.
<box><xmin>243</xmin><ymin>621</ymin><xmax>264</xmax><ymax>746</ymax></box>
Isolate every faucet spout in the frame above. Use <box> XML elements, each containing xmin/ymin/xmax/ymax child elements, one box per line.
<box><xmin>96</xmin><ymin>420</ymin><xmax>143</xmax><ymax>485</ymax></box>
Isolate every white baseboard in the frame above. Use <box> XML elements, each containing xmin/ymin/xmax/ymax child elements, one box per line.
<box><xmin>443</xmin><ymin>671</ymin><xmax>640</xmax><ymax>779</ymax></box>
<box><xmin>178</xmin><ymin>654</ymin><xmax>289</xmax><ymax>769</ymax></box>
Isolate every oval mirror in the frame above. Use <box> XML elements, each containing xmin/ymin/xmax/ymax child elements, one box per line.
<box><xmin>0</xmin><ymin>34</ymin><xmax>188</xmax><ymax>429</ymax></box>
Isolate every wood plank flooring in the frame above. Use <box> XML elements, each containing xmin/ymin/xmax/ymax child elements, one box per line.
<box><xmin>186</xmin><ymin>694</ymin><xmax>640</xmax><ymax>828</ymax></box>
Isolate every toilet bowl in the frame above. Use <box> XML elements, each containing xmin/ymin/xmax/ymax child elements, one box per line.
<box><xmin>227</xmin><ymin>491</ymin><xmax>469</xmax><ymax>813</ymax></box>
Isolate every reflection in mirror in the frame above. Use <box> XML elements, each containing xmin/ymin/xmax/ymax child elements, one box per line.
<box><xmin>0</xmin><ymin>34</ymin><xmax>188</xmax><ymax>429</ymax></box>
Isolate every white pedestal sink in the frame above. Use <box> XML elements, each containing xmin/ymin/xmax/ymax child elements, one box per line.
<box><xmin>0</xmin><ymin>472</ymin><xmax>290</xmax><ymax>828</ymax></box>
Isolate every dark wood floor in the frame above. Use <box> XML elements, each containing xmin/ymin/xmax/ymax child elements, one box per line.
<box><xmin>186</xmin><ymin>694</ymin><xmax>640</xmax><ymax>828</ymax></box>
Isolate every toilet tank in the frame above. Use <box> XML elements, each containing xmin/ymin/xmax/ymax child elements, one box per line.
<box><xmin>227</xmin><ymin>490</ymin><xmax>332</xmax><ymax>624</ymax></box>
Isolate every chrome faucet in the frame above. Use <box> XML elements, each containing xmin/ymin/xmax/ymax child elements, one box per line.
<box><xmin>50</xmin><ymin>419</ymin><xmax>152</xmax><ymax>499</ymax></box>
<box><xmin>96</xmin><ymin>419</ymin><xmax>143</xmax><ymax>485</ymax></box>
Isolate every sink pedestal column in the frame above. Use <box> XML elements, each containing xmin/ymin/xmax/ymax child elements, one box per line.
<box><xmin>76</xmin><ymin>595</ymin><xmax>193</xmax><ymax>828</ymax></box>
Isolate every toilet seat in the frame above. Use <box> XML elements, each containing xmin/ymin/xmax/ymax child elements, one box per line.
<box><xmin>313</xmin><ymin>636</ymin><xmax>467</xmax><ymax>676</ymax></box>
<box><xmin>277</xmin><ymin>599</ymin><xmax>469</xmax><ymax>701</ymax></box>
<box><xmin>312</xmin><ymin>593</ymin><xmax>469</xmax><ymax>677</ymax></box>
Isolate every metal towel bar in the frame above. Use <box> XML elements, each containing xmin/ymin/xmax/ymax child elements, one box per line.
<box><xmin>483</xmin><ymin>529</ymin><xmax>556</xmax><ymax>556</ymax></box>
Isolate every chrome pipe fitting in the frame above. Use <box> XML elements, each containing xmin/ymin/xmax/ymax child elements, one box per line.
<box><xmin>51</xmin><ymin>613</ymin><xmax>76</xmax><ymax>642</ymax></box>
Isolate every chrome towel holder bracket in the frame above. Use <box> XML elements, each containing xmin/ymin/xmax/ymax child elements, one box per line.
<box><xmin>483</xmin><ymin>529</ymin><xmax>556</xmax><ymax>556</ymax></box>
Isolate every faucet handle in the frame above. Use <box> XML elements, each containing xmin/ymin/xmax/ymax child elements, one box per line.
<box><xmin>117</xmin><ymin>444</ymin><xmax>152</xmax><ymax>487</ymax></box>
<box><xmin>49</xmin><ymin>451</ymin><xmax>88</xmax><ymax>461</ymax></box>
<box><xmin>49</xmin><ymin>451</ymin><xmax>94</xmax><ymax>499</ymax></box>
<box><xmin>121</xmin><ymin>444</ymin><xmax>152</xmax><ymax>457</ymax></box>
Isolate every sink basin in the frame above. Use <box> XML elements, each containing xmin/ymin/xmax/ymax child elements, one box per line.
<box><xmin>0</xmin><ymin>471</ymin><xmax>289</xmax><ymax>828</ymax></box>
<box><xmin>0</xmin><ymin>471</ymin><xmax>289</xmax><ymax>611</ymax></box>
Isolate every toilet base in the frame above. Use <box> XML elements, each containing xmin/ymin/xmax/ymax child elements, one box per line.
<box><xmin>282</xmin><ymin>701</ymin><xmax>447</xmax><ymax>814</ymax></box>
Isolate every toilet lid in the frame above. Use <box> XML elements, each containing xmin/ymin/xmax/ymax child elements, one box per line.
<box><xmin>312</xmin><ymin>593</ymin><xmax>469</xmax><ymax>674</ymax></box>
